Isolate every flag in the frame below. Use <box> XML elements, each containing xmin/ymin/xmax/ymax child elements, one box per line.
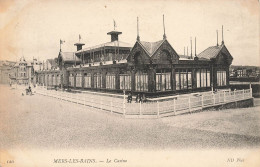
<box><xmin>79</xmin><ymin>34</ymin><xmax>81</xmax><ymax>41</ymax></box>
<box><xmin>113</xmin><ymin>19</ymin><xmax>117</xmax><ymax>30</ymax></box>
<box><xmin>60</xmin><ymin>39</ymin><xmax>65</xmax><ymax>44</ymax></box>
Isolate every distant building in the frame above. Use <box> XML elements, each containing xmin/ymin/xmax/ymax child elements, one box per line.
<box><xmin>0</xmin><ymin>61</ymin><xmax>15</xmax><ymax>84</ymax></box>
<box><xmin>9</xmin><ymin>57</ymin><xmax>42</xmax><ymax>85</ymax></box>
<box><xmin>230</xmin><ymin>65</ymin><xmax>260</xmax><ymax>78</ymax></box>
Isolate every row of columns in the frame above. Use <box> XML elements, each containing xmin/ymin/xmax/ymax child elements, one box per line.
<box><xmin>37</xmin><ymin>65</ymin><xmax>229</xmax><ymax>92</ymax></box>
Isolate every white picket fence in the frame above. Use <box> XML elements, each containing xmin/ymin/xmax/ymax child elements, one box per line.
<box><xmin>32</xmin><ymin>86</ymin><xmax>253</xmax><ymax>118</ymax></box>
<box><xmin>35</xmin><ymin>86</ymin><xmax>126</xmax><ymax>114</ymax></box>
<box><xmin>125</xmin><ymin>89</ymin><xmax>253</xmax><ymax>118</ymax></box>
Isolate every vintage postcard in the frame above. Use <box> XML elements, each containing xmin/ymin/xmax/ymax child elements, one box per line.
<box><xmin>0</xmin><ymin>0</ymin><xmax>260</xmax><ymax>166</ymax></box>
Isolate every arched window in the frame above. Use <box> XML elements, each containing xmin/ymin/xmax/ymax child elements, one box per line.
<box><xmin>84</xmin><ymin>73</ymin><xmax>91</xmax><ymax>88</ymax></box>
<box><xmin>217</xmin><ymin>70</ymin><xmax>226</xmax><ymax>86</ymax></box>
<box><xmin>196</xmin><ymin>69</ymin><xmax>211</xmax><ymax>88</ymax></box>
<box><xmin>135</xmin><ymin>71</ymin><xmax>148</xmax><ymax>92</ymax></box>
<box><xmin>106</xmin><ymin>73</ymin><xmax>116</xmax><ymax>89</ymax></box>
<box><xmin>156</xmin><ymin>69</ymin><xmax>171</xmax><ymax>91</ymax></box>
<box><xmin>57</xmin><ymin>74</ymin><xmax>61</xmax><ymax>86</ymax></box>
<box><xmin>52</xmin><ymin>74</ymin><xmax>56</xmax><ymax>86</ymax></box>
<box><xmin>176</xmin><ymin>69</ymin><xmax>192</xmax><ymax>90</ymax></box>
<box><xmin>120</xmin><ymin>73</ymin><xmax>131</xmax><ymax>90</ymax></box>
<box><xmin>94</xmin><ymin>73</ymin><xmax>102</xmax><ymax>88</ymax></box>
<box><xmin>69</xmin><ymin>73</ymin><xmax>74</xmax><ymax>87</ymax></box>
<box><xmin>76</xmin><ymin>73</ymin><xmax>82</xmax><ymax>87</ymax></box>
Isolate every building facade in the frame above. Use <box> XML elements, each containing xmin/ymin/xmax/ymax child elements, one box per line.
<box><xmin>36</xmin><ymin>29</ymin><xmax>233</xmax><ymax>97</ymax></box>
<box><xmin>0</xmin><ymin>61</ymin><xmax>15</xmax><ymax>84</ymax></box>
<box><xmin>9</xmin><ymin>57</ymin><xmax>42</xmax><ymax>85</ymax></box>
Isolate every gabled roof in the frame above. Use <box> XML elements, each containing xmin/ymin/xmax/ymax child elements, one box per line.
<box><xmin>59</xmin><ymin>52</ymin><xmax>81</xmax><ymax>62</ymax></box>
<box><xmin>76</xmin><ymin>41</ymin><xmax>132</xmax><ymax>54</ymax></box>
<box><xmin>46</xmin><ymin>59</ymin><xmax>58</xmax><ymax>68</ymax></box>
<box><xmin>138</xmin><ymin>40</ymin><xmax>164</xmax><ymax>56</ymax></box>
<box><xmin>197</xmin><ymin>45</ymin><xmax>223</xmax><ymax>60</ymax></box>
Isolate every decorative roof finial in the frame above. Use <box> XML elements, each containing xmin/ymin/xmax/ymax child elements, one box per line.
<box><xmin>216</xmin><ymin>30</ymin><xmax>219</xmax><ymax>46</ymax></box>
<box><xmin>137</xmin><ymin>17</ymin><xmax>140</xmax><ymax>41</ymax></box>
<box><xmin>163</xmin><ymin>14</ymin><xmax>166</xmax><ymax>39</ymax></box>
<box><xmin>222</xmin><ymin>25</ymin><xmax>224</xmax><ymax>45</ymax></box>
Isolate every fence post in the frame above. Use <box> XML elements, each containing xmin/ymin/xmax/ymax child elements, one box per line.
<box><xmin>123</xmin><ymin>92</ymin><xmax>126</xmax><ymax>116</ymax></box>
<box><xmin>213</xmin><ymin>93</ymin><xmax>215</xmax><ymax>105</ymax></box>
<box><xmin>218</xmin><ymin>92</ymin><xmax>220</xmax><ymax>103</ymax></box>
<box><xmin>250</xmin><ymin>84</ymin><xmax>252</xmax><ymax>97</ymax></box>
<box><xmin>91</xmin><ymin>97</ymin><xmax>94</xmax><ymax>109</ymax></box>
<box><xmin>188</xmin><ymin>96</ymin><xmax>191</xmax><ymax>114</ymax></box>
<box><xmin>101</xmin><ymin>96</ymin><xmax>103</xmax><ymax>110</ymax></box>
<box><xmin>243</xmin><ymin>89</ymin><xmax>245</xmax><ymax>99</ymax></box>
<box><xmin>84</xmin><ymin>94</ymin><xmax>86</xmax><ymax>106</ymax></box>
<box><xmin>139</xmin><ymin>102</ymin><xmax>142</xmax><ymax>115</ymax></box>
<box><xmin>223</xmin><ymin>91</ymin><xmax>226</xmax><ymax>103</ymax></box>
<box><xmin>110</xmin><ymin>98</ymin><xmax>113</xmax><ymax>114</ymax></box>
<box><xmin>173</xmin><ymin>98</ymin><xmax>176</xmax><ymax>115</ymax></box>
<box><xmin>201</xmin><ymin>94</ymin><xmax>204</xmax><ymax>108</ymax></box>
<box><xmin>157</xmin><ymin>101</ymin><xmax>160</xmax><ymax>118</ymax></box>
<box><xmin>233</xmin><ymin>89</ymin><xmax>236</xmax><ymax>101</ymax></box>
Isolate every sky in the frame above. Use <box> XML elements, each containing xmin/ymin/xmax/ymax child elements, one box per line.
<box><xmin>0</xmin><ymin>0</ymin><xmax>259</xmax><ymax>66</ymax></box>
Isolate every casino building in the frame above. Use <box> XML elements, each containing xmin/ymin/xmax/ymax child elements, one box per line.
<box><xmin>36</xmin><ymin>20</ymin><xmax>233</xmax><ymax>97</ymax></box>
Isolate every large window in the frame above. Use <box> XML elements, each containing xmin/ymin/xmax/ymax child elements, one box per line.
<box><xmin>76</xmin><ymin>73</ymin><xmax>82</xmax><ymax>87</ymax></box>
<box><xmin>44</xmin><ymin>75</ymin><xmax>47</xmax><ymax>85</ymax></box>
<box><xmin>217</xmin><ymin>70</ymin><xmax>226</xmax><ymax>86</ymax></box>
<box><xmin>57</xmin><ymin>75</ymin><xmax>60</xmax><ymax>86</ymax></box>
<box><xmin>156</xmin><ymin>71</ymin><xmax>171</xmax><ymax>91</ymax></box>
<box><xmin>69</xmin><ymin>74</ymin><xmax>74</xmax><ymax>87</ymax></box>
<box><xmin>53</xmin><ymin>75</ymin><xmax>56</xmax><ymax>86</ymax></box>
<box><xmin>196</xmin><ymin>69</ymin><xmax>211</xmax><ymax>88</ymax></box>
<box><xmin>84</xmin><ymin>73</ymin><xmax>91</xmax><ymax>88</ymax></box>
<box><xmin>175</xmin><ymin>69</ymin><xmax>192</xmax><ymax>90</ymax></box>
<box><xmin>106</xmin><ymin>73</ymin><xmax>116</xmax><ymax>89</ymax></box>
<box><xmin>48</xmin><ymin>75</ymin><xmax>52</xmax><ymax>86</ymax></box>
<box><xmin>135</xmin><ymin>71</ymin><xmax>148</xmax><ymax>91</ymax></box>
<box><xmin>120</xmin><ymin>74</ymin><xmax>131</xmax><ymax>90</ymax></box>
<box><xmin>94</xmin><ymin>73</ymin><xmax>102</xmax><ymax>88</ymax></box>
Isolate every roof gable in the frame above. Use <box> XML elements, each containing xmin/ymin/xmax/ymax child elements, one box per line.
<box><xmin>127</xmin><ymin>42</ymin><xmax>152</xmax><ymax>64</ymax></box>
<box><xmin>198</xmin><ymin>44</ymin><xmax>233</xmax><ymax>65</ymax></box>
<box><xmin>197</xmin><ymin>45</ymin><xmax>222</xmax><ymax>60</ymax></box>
<box><xmin>139</xmin><ymin>40</ymin><xmax>164</xmax><ymax>56</ymax></box>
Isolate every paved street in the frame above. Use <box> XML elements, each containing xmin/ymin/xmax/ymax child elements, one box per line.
<box><xmin>0</xmin><ymin>85</ymin><xmax>260</xmax><ymax>150</ymax></box>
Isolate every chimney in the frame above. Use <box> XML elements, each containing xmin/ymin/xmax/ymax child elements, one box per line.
<box><xmin>74</xmin><ymin>34</ymin><xmax>85</xmax><ymax>51</ymax></box>
<box><xmin>74</xmin><ymin>43</ymin><xmax>85</xmax><ymax>51</ymax></box>
<box><xmin>195</xmin><ymin>37</ymin><xmax>197</xmax><ymax>57</ymax></box>
<box><xmin>190</xmin><ymin>37</ymin><xmax>193</xmax><ymax>59</ymax></box>
<box><xmin>187</xmin><ymin>46</ymin><xmax>188</xmax><ymax>57</ymax></box>
<box><xmin>107</xmin><ymin>31</ymin><xmax>122</xmax><ymax>42</ymax></box>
